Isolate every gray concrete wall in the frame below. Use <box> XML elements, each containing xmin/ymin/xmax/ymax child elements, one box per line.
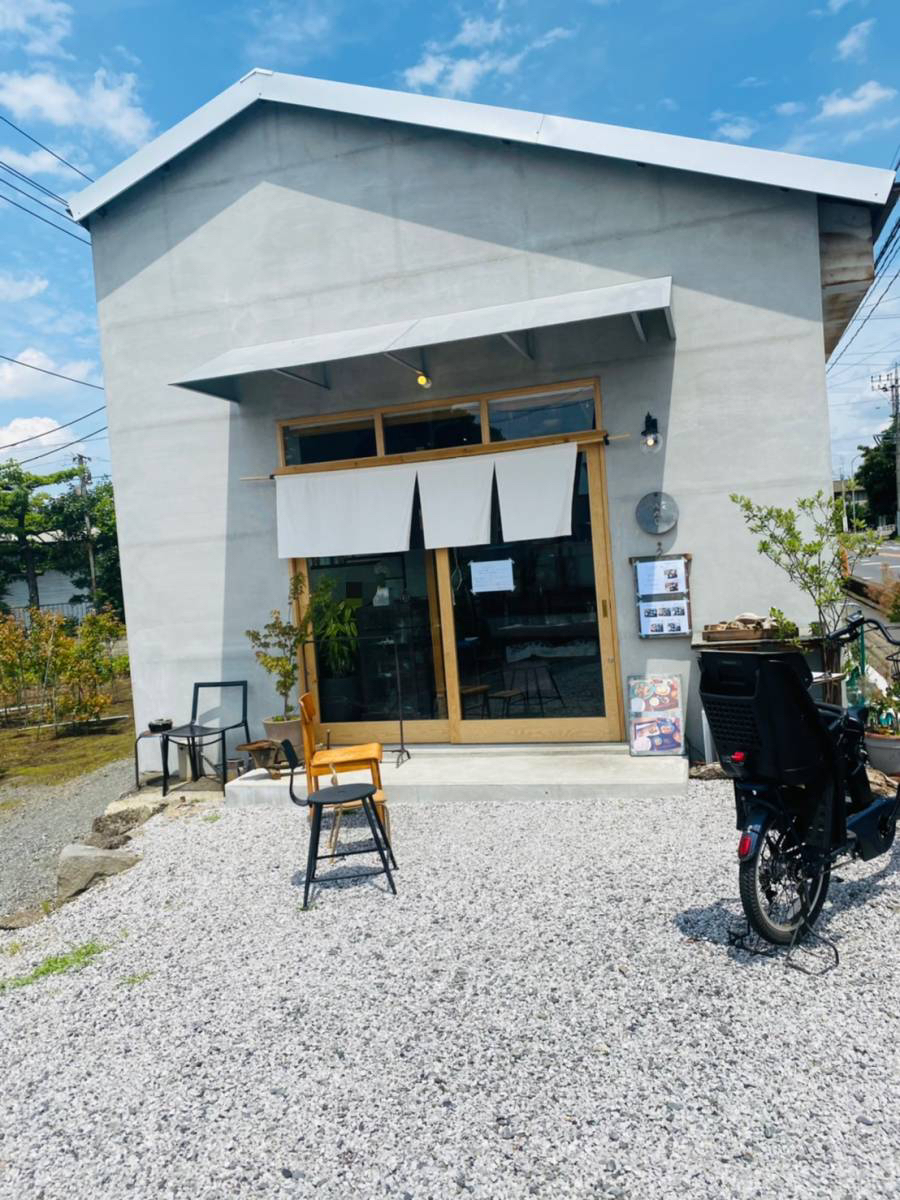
<box><xmin>87</xmin><ymin>103</ymin><xmax>831</xmax><ymax>757</ymax></box>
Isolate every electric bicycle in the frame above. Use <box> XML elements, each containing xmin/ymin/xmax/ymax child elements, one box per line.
<box><xmin>699</xmin><ymin>614</ymin><xmax>900</xmax><ymax>945</ymax></box>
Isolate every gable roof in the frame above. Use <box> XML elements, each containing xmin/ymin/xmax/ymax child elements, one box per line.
<box><xmin>68</xmin><ymin>69</ymin><xmax>896</xmax><ymax>224</ymax></box>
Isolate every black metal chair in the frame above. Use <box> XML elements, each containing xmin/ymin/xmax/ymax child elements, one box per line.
<box><xmin>160</xmin><ymin>680</ymin><xmax>251</xmax><ymax>797</ymax></box>
<box><xmin>280</xmin><ymin>740</ymin><xmax>397</xmax><ymax>909</ymax></box>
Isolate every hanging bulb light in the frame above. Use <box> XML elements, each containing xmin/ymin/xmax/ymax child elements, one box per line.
<box><xmin>416</xmin><ymin>372</ymin><xmax>433</xmax><ymax>389</ymax></box>
<box><xmin>640</xmin><ymin>412</ymin><xmax>663</xmax><ymax>454</ymax></box>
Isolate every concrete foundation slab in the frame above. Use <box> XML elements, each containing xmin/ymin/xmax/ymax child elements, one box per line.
<box><xmin>223</xmin><ymin>743</ymin><xmax>688</xmax><ymax>808</ymax></box>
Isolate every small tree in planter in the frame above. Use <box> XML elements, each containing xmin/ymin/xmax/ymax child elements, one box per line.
<box><xmin>245</xmin><ymin>574</ymin><xmax>358</xmax><ymax>751</ymax></box>
<box><xmin>731</xmin><ymin>490</ymin><xmax>884</xmax><ymax>700</ymax></box>
<box><xmin>860</xmin><ymin>679</ymin><xmax>900</xmax><ymax>774</ymax></box>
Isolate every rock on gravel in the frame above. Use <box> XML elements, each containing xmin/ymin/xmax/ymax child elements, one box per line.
<box><xmin>56</xmin><ymin>842</ymin><xmax>141</xmax><ymax>902</ymax></box>
<box><xmin>0</xmin><ymin>758</ymin><xmax>133</xmax><ymax>916</ymax></box>
<box><xmin>0</xmin><ymin>780</ymin><xmax>899</xmax><ymax>1200</ymax></box>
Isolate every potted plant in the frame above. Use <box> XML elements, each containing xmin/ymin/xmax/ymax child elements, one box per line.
<box><xmin>731</xmin><ymin>490</ymin><xmax>884</xmax><ymax>702</ymax></box>
<box><xmin>863</xmin><ymin>681</ymin><xmax>900</xmax><ymax>775</ymax></box>
<box><xmin>307</xmin><ymin>577</ymin><xmax>361</xmax><ymax>722</ymax></box>
<box><xmin>245</xmin><ymin>574</ymin><xmax>358</xmax><ymax>753</ymax></box>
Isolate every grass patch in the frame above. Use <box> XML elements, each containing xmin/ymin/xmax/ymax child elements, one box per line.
<box><xmin>202</xmin><ymin>811</ymin><xmax>222</xmax><ymax>824</ymax></box>
<box><xmin>1</xmin><ymin>941</ymin><xmax>22</xmax><ymax>956</ymax></box>
<box><xmin>120</xmin><ymin>971</ymin><xmax>151</xmax><ymax>986</ymax></box>
<box><xmin>0</xmin><ymin>713</ymin><xmax>134</xmax><ymax>787</ymax></box>
<box><xmin>0</xmin><ymin>940</ymin><xmax>105</xmax><ymax>992</ymax></box>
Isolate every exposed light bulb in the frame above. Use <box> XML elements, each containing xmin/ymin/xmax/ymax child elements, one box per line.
<box><xmin>416</xmin><ymin>373</ymin><xmax>433</xmax><ymax>389</ymax></box>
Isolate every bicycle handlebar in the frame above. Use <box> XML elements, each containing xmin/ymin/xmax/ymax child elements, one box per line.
<box><xmin>826</xmin><ymin>611</ymin><xmax>900</xmax><ymax>647</ymax></box>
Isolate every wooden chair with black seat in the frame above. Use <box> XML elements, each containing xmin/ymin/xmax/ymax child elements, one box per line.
<box><xmin>297</xmin><ymin>691</ymin><xmax>391</xmax><ymax>852</ymax></box>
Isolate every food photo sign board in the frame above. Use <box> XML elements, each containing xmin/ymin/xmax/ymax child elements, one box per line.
<box><xmin>630</xmin><ymin>554</ymin><xmax>692</xmax><ymax>638</ymax></box>
<box><xmin>627</xmin><ymin>675</ymin><xmax>685</xmax><ymax>756</ymax></box>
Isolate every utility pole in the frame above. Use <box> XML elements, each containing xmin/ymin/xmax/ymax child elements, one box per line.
<box><xmin>74</xmin><ymin>453</ymin><xmax>98</xmax><ymax>606</ymax></box>
<box><xmin>872</xmin><ymin>364</ymin><xmax>900</xmax><ymax>536</ymax></box>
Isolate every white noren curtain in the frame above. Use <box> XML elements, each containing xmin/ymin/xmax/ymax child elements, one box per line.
<box><xmin>275</xmin><ymin>464</ymin><xmax>418</xmax><ymax>559</ymax></box>
<box><xmin>493</xmin><ymin>442</ymin><xmax>579</xmax><ymax>542</ymax></box>
<box><xmin>416</xmin><ymin>455</ymin><xmax>496</xmax><ymax>549</ymax></box>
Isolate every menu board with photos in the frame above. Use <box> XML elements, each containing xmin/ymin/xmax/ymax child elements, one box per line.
<box><xmin>630</xmin><ymin>554</ymin><xmax>692</xmax><ymax>639</ymax></box>
<box><xmin>628</xmin><ymin>674</ymin><xmax>685</xmax><ymax>756</ymax></box>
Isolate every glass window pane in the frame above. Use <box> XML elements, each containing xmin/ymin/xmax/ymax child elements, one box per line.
<box><xmin>307</xmin><ymin>544</ymin><xmax>447</xmax><ymax>723</ymax></box>
<box><xmin>451</xmin><ymin>453</ymin><xmax>604</xmax><ymax>720</ymax></box>
<box><xmin>487</xmin><ymin>387</ymin><xmax>596</xmax><ymax>443</ymax></box>
<box><xmin>383</xmin><ymin>402</ymin><xmax>481</xmax><ymax>455</ymax></box>
<box><xmin>282</xmin><ymin>417</ymin><xmax>377</xmax><ymax>466</ymax></box>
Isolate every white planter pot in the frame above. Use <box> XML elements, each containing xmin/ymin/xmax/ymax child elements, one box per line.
<box><xmin>865</xmin><ymin>731</ymin><xmax>900</xmax><ymax>776</ymax></box>
<box><xmin>263</xmin><ymin>716</ymin><xmax>303</xmax><ymax>759</ymax></box>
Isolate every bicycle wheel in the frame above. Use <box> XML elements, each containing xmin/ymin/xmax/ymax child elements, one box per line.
<box><xmin>738</xmin><ymin>814</ymin><xmax>831</xmax><ymax>945</ymax></box>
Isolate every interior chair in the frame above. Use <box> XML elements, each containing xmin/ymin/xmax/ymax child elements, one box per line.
<box><xmin>297</xmin><ymin>691</ymin><xmax>391</xmax><ymax>850</ymax></box>
<box><xmin>160</xmin><ymin>680</ymin><xmax>250</xmax><ymax>797</ymax></box>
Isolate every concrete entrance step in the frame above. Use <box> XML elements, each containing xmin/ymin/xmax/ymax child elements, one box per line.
<box><xmin>224</xmin><ymin>743</ymin><xmax>688</xmax><ymax>808</ymax></box>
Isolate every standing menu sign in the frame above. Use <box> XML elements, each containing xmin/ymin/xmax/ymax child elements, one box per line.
<box><xmin>628</xmin><ymin>675</ymin><xmax>685</xmax><ymax>756</ymax></box>
<box><xmin>630</xmin><ymin>554</ymin><xmax>692</xmax><ymax>638</ymax></box>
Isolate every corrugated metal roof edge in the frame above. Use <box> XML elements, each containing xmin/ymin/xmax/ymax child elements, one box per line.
<box><xmin>67</xmin><ymin>69</ymin><xmax>896</xmax><ymax>224</ymax></box>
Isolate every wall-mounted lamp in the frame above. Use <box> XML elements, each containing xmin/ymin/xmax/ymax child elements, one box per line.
<box><xmin>640</xmin><ymin>412</ymin><xmax>663</xmax><ymax>455</ymax></box>
<box><xmin>416</xmin><ymin>372</ymin><xmax>433</xmax><ymax>389</ymax></box>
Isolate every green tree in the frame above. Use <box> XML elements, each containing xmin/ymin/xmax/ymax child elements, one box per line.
<box><xmin>0</xmin><ymin>462</ymin><xmax>78</xmax><ymax>610</ymax></box>
<box><xmin>856</xmin><ymin>426</ymin><xmax>895</xmax><ymax>525</ymax></box>
<box><xmin>731</xmin><ymin>489</ymin><xmax>883</xmax><ymax>636</ymax></box>
<box><xmin>44</xmin><ymin>477</ymin><xmax>124</xmax><ymax>618</ymax></box>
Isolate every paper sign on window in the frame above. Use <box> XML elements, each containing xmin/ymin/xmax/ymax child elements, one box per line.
<box><xmin>470</xmin><ymin>559</ymin><xmax>515</xmax><ymax>593</ymax></box>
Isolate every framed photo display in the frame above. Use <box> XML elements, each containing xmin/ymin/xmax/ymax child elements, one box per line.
<box><xmin>627</xmin><ymin>675</ymin><xmax>685</xmax><ymax>756</ymax></box>
<box><xmin>629</xmin><ymin>553</ymin><xmax>692</xmax><ymax>638</ymax></box>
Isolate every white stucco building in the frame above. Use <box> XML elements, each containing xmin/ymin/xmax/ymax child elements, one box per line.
<box><xmin>68</xmin><ymin>71</ymin><xmax>897</xmax><ymax>759</ymax></box>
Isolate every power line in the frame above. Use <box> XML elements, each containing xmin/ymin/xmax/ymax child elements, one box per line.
<box><xmin>0</xmin><ymin>404</ymin><xmax>105</xmax><ymax>450</ymax></box>
<box><xmin>828</xmin><ymin>265</ymin><xmax>900</xmax><ymax>373</ymax></box>
<box><xmin>0</xmin><ymin>354</ymin><xmax>103</xmax><ymax>390</ymax></box>
<box><xmin>0</xmin><ymin>160</ymin><xmax>67</xmax><ymax>206</ymax></box>
<box><xmin>0</xmin><ymin>174</ymin><xmax>79</xmax><ymax>223</ymax></box>
<box><xmin>16</xmin><ymin>426</ymin><xmax>107</xmax><ymax>465</ymax></box>
<box><xmin>0</xmin><ymin>112</ymin><xmax>93</xmax><ymax>183</ymax></box>
<box><xmin>0</xmin><ymin>192</ymin><xmax>90</xmax><ymax>245</ymax></box>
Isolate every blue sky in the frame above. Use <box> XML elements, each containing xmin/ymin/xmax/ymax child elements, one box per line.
<box><xmin>0</xmin><ymin>0</ymin><xmax>898</xmax><ymax>480</ymax></box>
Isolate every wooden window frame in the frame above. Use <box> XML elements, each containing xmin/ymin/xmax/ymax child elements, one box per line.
<box><xmin>275</xmin><ymin>377</ymin><xmax>624</xmax><ymax>744</ymax></box>
<box><xmin>274</xmin><ymin>378</ymin><xmax>604</xmax><ymax>475</ymax></box>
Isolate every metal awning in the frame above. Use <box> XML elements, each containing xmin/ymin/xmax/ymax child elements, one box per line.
<box><xmin>173</xmin><ymin>276</ymin><xmax>674</xmax><ymax>401</ymax></box>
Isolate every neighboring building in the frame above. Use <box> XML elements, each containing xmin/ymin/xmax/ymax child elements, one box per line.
<box><xmin>833</xmin><ymin>477</ymin><xmax>867</xmax><ymax>513</ymax></box>
<box><xmin>68</xmin><ymin>71</ymin><xmax>897</xmax><ymax>756</ymax></box>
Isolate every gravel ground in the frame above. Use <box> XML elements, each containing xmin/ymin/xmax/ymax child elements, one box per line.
<box><xmin>0</xmin><ymin>758</ymin><xmax>133</xmax><ymax>916</ymax></box>
<box><xmin>1</xmin><ymin>780</ymin><xmax>899</xmax><ymax>1200</ymax></box>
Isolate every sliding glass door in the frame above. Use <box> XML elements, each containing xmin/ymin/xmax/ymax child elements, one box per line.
<box><xmin>445</xmin><ymin>446</ymin><xmax>620</xmax><ymax>742</ymax></box>
<box><xmin>286</xmin><ymin>382</ymin><xmax>623</xmax><ymax>744</ymax></box>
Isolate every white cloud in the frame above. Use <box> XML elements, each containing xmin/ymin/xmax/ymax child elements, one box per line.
<box><xmin>816</xmin><ymin>79</ymin><xmax>896</xmax><ymax>119</ymax></box>
<box><xmin>402</xmin><ymin>14</ymin><xmax>575</xmax><ymax>100</ymax></box>
<box><xmin>403</xmin><ymin>54</ymin><xmax>447</xmax><ymax>91</ymax></box>
<box><xmin>0</xmin><ymin>415</ymin><xmax>77</xmax><ymax>463</ymax></box>
<box><xmin>841</xmin><ymin>115</ymin><xmax>900</xmax><ymax>146</ymax></box>
<box><xmin>0</xmin><ymin>0</ymin><xmax>72</xmax><ymax>59</ymax></box>
<box><xmin>712</xmin><ymin>113</ymin><xmax>759</xmax><ymax>142</ymax></box>
<box><xmin>774</xmin><ymin>100</ymin><xmax>805</xmax><ymax>117</ymax></box>
<box><xmin>659</xmin><ymin>97</ymin><xmax>679</xmax><ymax>112</ymax></box>
<box><xmin>779</xmin><ymin>130</ymin><xmax>821</xmax><ymax>154</ymax></box>
<box><xmin>451</xmin><ymin>17</ymin><xmax>504</xmax><ymax>49</ymax></box>
<box><xmin>245</xmin><ymin>1</ymin><xmax>335</xmax><ymax>65</ymax></box>
<box><xmin>739</xmin><ymin>76</ymin><xmax>768</xmax><ymax>89</ymax></box>
<box><xmin>0</xmin><ymin>143</ymin><xmax>84</xmax><ymax>180</ymax></box>
<box><xmin>811</xmin><ymin>0</ymin><xmax>858</xmax><ymax>14</ymax></box>
<box><xmin>0</xmin><ymin>347</ymin><xmax>96</xmax><ymax>402</ymax></box>
<box><xmin>0</xmin><ymin>273</ymin><xmax>48</xmax><ymax>302</ymax></box>
<box><xmin>0</xmin><ymin>69</ymin><xmax>154</xmax><ymax>148</ymax></box>
<box><xmin>836</xmin><ymin>18</ymin><xmax>875</xmax><ymax>61</ymax></box>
